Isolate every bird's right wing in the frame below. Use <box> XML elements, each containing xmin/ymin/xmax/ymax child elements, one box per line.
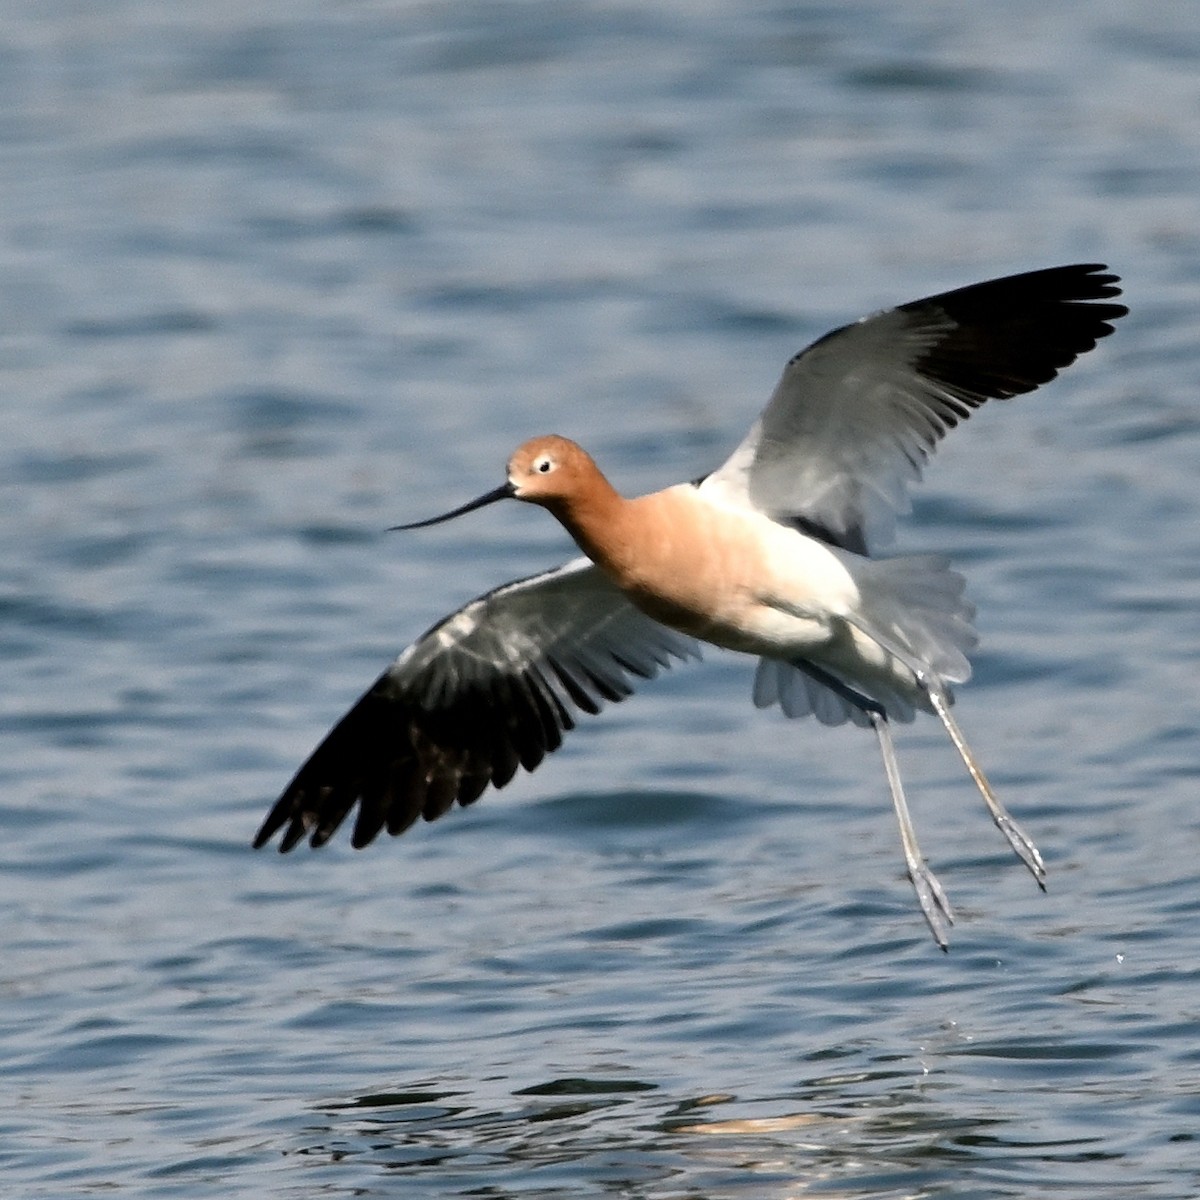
<box><xmin>254</xmin><ymin>556</ymin><xmax>700</xmax><ymax>852</ymax></box>
<box><xmin>701</xmin><ymin>264</ymin><xmax>1127</xmax><ymax>552</ymax></box>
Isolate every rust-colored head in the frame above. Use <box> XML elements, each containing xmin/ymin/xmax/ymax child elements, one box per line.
<box><xmin>505</xmin><ymin>435</ymin><xmax>600</xmax><ymax>507</ymax></box>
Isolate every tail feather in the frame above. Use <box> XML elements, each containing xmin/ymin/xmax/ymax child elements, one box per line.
<box><xmin>851</xmin><ymin>553</ymin><xmax>977</xmax><ymax>684</ymax></box>
<box><xmin>752</xmin><ymin>551</ymin><xmax>977</xmax><ymax>726</ymax></box>
<box><xmin>752</xmin><ymin>656</ymin><xmax>921</xmax><ymax>726</ymax></box>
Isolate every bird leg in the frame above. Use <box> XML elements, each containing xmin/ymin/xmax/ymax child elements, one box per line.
<box><xmin>869</xmin><ymin>709</ymin><xmax>955</xmax><ymax>950</ymax></box>
<box><xmin>794</xmin><ymin>659</ymin><xmax>954</xmax><ymax>948</ymax></box>
<box><xmin>838</xmin><ymin>615</ymin><xmax>1047</xmax><ymax>889</ymax></box>
<box><xmin>922</xmin><ymin>681</ymin><xmax>1046</xmax><ymax>888</ymax></box>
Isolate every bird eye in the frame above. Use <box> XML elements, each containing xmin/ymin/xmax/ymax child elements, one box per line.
<box><xmin>535</xmin><ymin>456</ymin><xmax>553</xmax><ymax>474</ymax></box>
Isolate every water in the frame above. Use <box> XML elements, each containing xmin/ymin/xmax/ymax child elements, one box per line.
<box><xmin>3</xmin><ymin>1</ymin><xmax>1200</xmax><ymax>1195</ymax></box>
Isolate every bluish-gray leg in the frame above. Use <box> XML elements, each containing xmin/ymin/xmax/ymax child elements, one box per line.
<box><xmin>795</xmin><ymin>660</ymin><xmax>955</xmax><ymax>948</ymax></box>
<box><xmin>837</xmin><ymin>618</ymin><xmax>1047</xmax><ymax>889</ymax></box>
<box><xmin>922</xmin><ymin>681</ymin><xmax>1046</xmax><ymax>888</ymax></box>
<box><xmin>869</xmin><ymin>709</ymin><xmax>955</xmax><ymax>950</ymax></box>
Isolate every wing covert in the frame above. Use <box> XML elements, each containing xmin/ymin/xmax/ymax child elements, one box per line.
<box><xmin>702</xmin><ymin>264</ymin><xmax>1127</xmax><ymax>552</ymax></box>
<box><xmin>253</xmin><ymin>557</ymin><xmax>700</xmax><ymax>851</ymax></box>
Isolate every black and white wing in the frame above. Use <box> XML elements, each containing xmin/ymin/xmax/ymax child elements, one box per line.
<box><xmin>254</xmin><ymin>557</ymin><xmax>700</xmax><ymax>851</ymax></box>
<box><xmin>701</xmin><ymin>264</ymin><xmax>1127</xmax><ymax>553</ymax></box>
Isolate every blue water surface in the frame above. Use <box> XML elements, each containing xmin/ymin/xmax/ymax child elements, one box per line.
<box><xmin>3</xmin><ymin>2</ymin><xmax>1200</xmax><ymax>1196</ymax></box>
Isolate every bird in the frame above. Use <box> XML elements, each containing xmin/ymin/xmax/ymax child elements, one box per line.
<box><xmin>254</xmin><ymin>263</ymin><xmax>1127</xmax><ymax>949</ymax></box>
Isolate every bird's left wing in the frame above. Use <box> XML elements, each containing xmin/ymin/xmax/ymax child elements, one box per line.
<box><xmin>254</xmin><ymin>556</ymin><xmax>700</xmax><ymax>851</ymax></box>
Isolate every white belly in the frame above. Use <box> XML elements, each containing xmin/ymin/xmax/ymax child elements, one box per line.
<box><xmin>676</xmin><ymin>515</ymin><xmax>863</xmax><ymax>657</ymax></box>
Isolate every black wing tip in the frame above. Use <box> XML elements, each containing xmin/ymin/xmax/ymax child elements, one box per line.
<box><xmin>903</xmin><ymin>262</ymin><xmax>1126</xmax><ymax>312</ymax></box>
<box><xmin>250</xmin><ymin>663</ymin><xmax>607</xmax><ymax>855</ymax></box>
<box><xmin>251</xmin><ymin>805</ymin><xmax>290</xmax><ymax>851</ymax></box>
<box><xmin>987</xmin><ymin>261</ymin><xmax>1121</xmax><ymax>290</ymax></box>
<box><xmin>1042</xmin><ymin>262</ymin><xmax>1128</xmax><ymax>313</ymax></box>
<box><xmin>1039</xmin><ymin>262</ymin><xmax>1130</xmax><ymax>340</ymax></box>
<box><xmin>252</xmin><ymin>795</ymin><xmax>377</xmax><ymax>852</ymax></box>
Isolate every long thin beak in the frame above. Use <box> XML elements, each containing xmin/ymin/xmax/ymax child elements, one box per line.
<box><xmin>388</xmin><ymin>481</ymin><xmax>516</xmax><ymax>531</ymax></box>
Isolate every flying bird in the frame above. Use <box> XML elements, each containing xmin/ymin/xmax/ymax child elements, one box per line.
<box><xmin>254</xmin><ymin>264</ymin><xmax>1127</xmax><ymax>948</ymax></box>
